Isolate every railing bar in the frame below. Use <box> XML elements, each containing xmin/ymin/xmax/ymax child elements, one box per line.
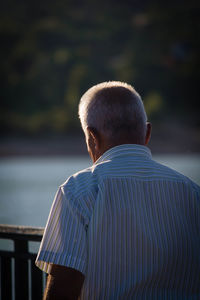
<box><xmin>28</xmin><ymin>260</ymin><xmax>31</xmax><ymax>300</ymax></box>
<box><xmin>0</xmin><ymin>235</ymin><xmax>43</xmax><ymax>242</ymax></box>
<box><xmin>12</xmin><ymin>258</ymin><xmax>15</xmax><ymax>300</ymax></box>
<box><xmin>0</xmin><ymin>250</ymin><xmax>37</xmax><ymax>260</ymax></box>
<box><xmin>0</xmin><ymin>224</ymin><xmax>44</xmax><ymax>235</ymax></box>
<box><xmin>0</xmin><ymin>224</ymin><xmax>44</xmax><ymax>242</ymax></box>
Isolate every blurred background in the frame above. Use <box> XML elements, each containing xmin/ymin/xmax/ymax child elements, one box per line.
<box><xmin>0</xmin><ymin>0</ymin><xmax>200</xmax><ymax>227</ymax></box>
<box><xmin>1</xmin><ymin>0</ymin><xmax>200</xmax><ymax>153</ymax></box>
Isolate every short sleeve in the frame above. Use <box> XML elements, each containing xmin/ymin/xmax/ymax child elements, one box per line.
<box><xmin>35</xmin><ymin>186</ymin><xmax>87</xmax><ymax>275</ymax></box>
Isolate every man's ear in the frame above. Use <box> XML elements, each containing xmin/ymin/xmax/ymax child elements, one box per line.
<box><xmin>145</xmin><ymin>122</ymin><xmax>152</xmax><ymax>145</ymax></box>
<box><xmin>86</xmin><ymin>127</ymin><xmax>101</xmax><ymax>151</ymax></box>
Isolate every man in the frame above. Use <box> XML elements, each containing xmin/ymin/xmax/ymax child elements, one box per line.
<box><xmin>36</xmin><ymin>81</ymin><xmax>200</xmax><ymax>299</ymax></box>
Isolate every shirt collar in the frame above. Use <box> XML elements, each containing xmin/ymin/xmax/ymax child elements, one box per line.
<box><xmin>94</xmin><ymin>144</ymin><xmax>152</xmax><ymax>165</ymax></box>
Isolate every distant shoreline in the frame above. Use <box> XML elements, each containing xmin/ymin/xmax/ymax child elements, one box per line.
<box><xmin>0</xmin><ymin>122</ymin><xmax>200</xmax><ymax>157</ymax></box>
<box><xmin>0</xmin><ymin>135</ymin><xmax>88</xmax><ymax>157</ymax></box>
<box><xmin>0</xmin><ymin>137</ymin><xmax>199</xmax><ymax>158</ymax></box>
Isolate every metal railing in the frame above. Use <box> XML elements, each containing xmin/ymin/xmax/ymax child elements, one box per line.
<box><xmin>0</xmin><ymin>224</ymin><xmax>46</xmax><ymax>300</ymax></box>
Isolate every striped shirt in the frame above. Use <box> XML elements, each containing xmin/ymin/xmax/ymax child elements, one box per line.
<box><xmin>36</xmin><ymin>144</ymin><xmax>200</xmax><ymax>299</ymax></box>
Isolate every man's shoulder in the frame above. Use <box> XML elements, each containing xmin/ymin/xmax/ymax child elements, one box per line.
<box><xmin>59</xmin><ymin>157</ymin><xmax>200</xmax><ymax>199</ymax></box>
<box><xmin>60</xmin><ymin>163</ymin><xmax>103</xmax><ymax>199</ymax></box>
<box><xmin>152</xmin><ymin>159</ymin><xmax>200</xmax><ymax>194</ymax></box>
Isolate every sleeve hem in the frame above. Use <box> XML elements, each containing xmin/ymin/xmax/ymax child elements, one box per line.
<box><xmin>35</xmin><ymin>251</ymin><xmax>87</xmax><ymax>275</ymax></box>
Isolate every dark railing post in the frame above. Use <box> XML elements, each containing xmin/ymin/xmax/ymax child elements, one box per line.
<box><xmin>31</xmin><ymin>259</ymin><xmax>44</xmax><ymax>299</ymax></box>
<box><xmin>14</xmin><ymin>240</ymin><xmax>29</xmax><ymax>300</ymax></box>
<box><xmin>1</xmin><ymin>256</ymin><xmax>12</xmax><ymax>300</ymax></box>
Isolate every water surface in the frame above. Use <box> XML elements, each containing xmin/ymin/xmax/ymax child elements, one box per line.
<box><xmin>0</xmin><ymin>154</ymin><xmax>199</xmax><ymax>227</ymax></box>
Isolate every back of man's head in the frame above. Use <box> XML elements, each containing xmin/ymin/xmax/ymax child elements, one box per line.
<box><xmin>79</xmin><ymin>81</ymin><xmax>148</xmax><ymax>145</ymax></box>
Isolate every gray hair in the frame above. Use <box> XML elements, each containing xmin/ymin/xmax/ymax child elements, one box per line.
<box><xmin>78</xmin><ymin>81</ymin><xmax>147</xmax><ymax>142</ymax></box>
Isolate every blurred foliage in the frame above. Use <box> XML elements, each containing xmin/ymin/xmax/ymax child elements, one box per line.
<box><xmin>0</xmin><ymin>0</ymin><xmax>199</xmax><ymax>135</ymax></box>
<box><xmin>144</xmin><ymin>92</ymin><xmax>164</xmax><ymax>118</ymax></box>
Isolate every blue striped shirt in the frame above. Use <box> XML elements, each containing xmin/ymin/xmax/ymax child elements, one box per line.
<box><xmin>36</xmin><ymin>144</ymin><xmax>200</xmax><ymax>299</ymax></box>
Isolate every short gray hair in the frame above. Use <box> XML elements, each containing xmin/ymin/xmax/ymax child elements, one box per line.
<box><xmin>78</xmin><ymin>81</ymin><xmax>147</xmax><ymax>141</ymax></box>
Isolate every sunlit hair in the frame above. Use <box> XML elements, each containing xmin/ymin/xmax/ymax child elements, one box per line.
<box><xmin>78</xmin><ymin>81</ymin><xmax>147</xmax><ymax>142</ymax></box>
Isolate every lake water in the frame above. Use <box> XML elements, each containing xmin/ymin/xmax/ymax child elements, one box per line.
<box><xmin>0</xmin><ymin>154</ymin><xmax>200</xmax><ymax>228</ymax></box>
